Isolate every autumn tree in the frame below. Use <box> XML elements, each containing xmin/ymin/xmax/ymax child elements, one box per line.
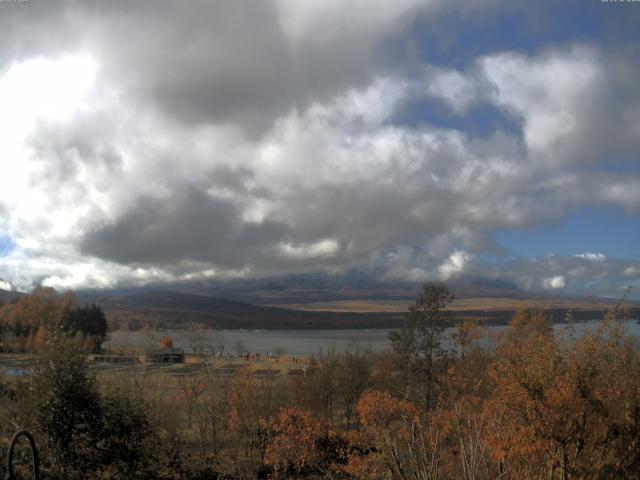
<box><xmin>176</xmin><ymin>370</ymin><xmax>204</xmax><ymax>430</ymax></box>
<box><xmin>295</xmin><ymin>350</ymin><xmax>340</xmax><ymax>422</ymax></box>
<box><xmin>185</xmin><ymin>321</ymin><xmax>206</xmax><ymax>355</ymax></box>
<box><xmin>234</xmin><ymin>338</ymin><xmax>248</xmax><ymax>356</ymax></box>
<box><xmin>265</xmin><ymin>407</ymin><xmax>365</xmax><ymax>479</ymax></box>
<box><xmin>160</xmin><ymin>336</ymin><xmax>174</xmax><ymax>349</ymax></box>
<box><xmin>264</xmin><ymin>408</ymin><xmax>326</xmax><ymax>478</ymax></box>
<box><xmin>445</xmin><ymin>320</ymin><xmax>492</xmax><ymax>404</ymax></box>
<box><xmin>228</xmin><ymin>368</ymin><xmax>289</xmax><ymax>474</ymax></box>
<box><xmin>0</xmin><ymin>287</ymin><xmax>77</xmax><ymax>352</ymax></box>
<box><xmin>484</xmin><ymin>309</ymin><xmax>640</xmax><ymax>479</ymax></box>
<box><xmin>206</xmin><ymin>327</ymin><xmax>226</xmax><ymax>356</ymax></box>
<box><xmin>355</xmin><ymin>390</ymin><xmax>440</xmax><ymax>480</ymax></box>
<box><xmin>335</xmin><ymin>347</ymin><xmax>373</xmax><ymax>430</ymax></box>
<box><xmin>451</xmin><ymin>318</ymin><xmax>482</xmax><ymax>359</ymax></box>
<box><xmin>193</xmin><ymin>368</ymin><xmax>229</xmax><ymax>457</ymax></box>
<box><xmin>390</xmin><ymin>281</ymin><xmax>453</xmax><ymax>409</ymax></box>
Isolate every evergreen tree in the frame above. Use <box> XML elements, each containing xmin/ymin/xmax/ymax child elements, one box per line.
<box><xmin>389</xmin><ymin>281</ymin><xmax>453</xmax><ymax>409</ymax></box>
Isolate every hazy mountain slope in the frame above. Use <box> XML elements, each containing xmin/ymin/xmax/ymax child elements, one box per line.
<box><xmin>78</xmin><ymin>288</ymin><xmax>638</xmax><ymax>330</ymax></box>
<box><xmin>0</xmin><ymin>289</ymin><xmax>24</xmax><ymax>303</ymax></box>
<box><xmin>79</xmin><ymin>290</ymin><xmax>403</xmax><ymax>329</ymax></box>
<box><xmin>91</xmin><ymin>275</ymin><xmax>568</xmax><ymax>306</ymax></box>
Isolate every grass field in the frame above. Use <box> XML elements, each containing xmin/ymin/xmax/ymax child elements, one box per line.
<box><xmin>275</xmin><ymin>296</ymin><xmax>622</xmax><ymax>313</ymax></box>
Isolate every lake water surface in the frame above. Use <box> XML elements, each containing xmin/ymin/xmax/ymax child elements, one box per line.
<box><xmin>106</xmin><ymin>320</ymin><xmax>640</xmax><ymax>356</ymax></box>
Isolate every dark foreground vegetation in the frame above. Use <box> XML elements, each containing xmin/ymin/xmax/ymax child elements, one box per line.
<box><xmin>0</xmin><ymin>282</ymin><xmax>639</xmax><ymax>479</ymax></box>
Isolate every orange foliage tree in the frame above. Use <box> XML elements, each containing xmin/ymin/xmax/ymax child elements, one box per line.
<box><xmin>484</xmin><ymin>309</ymin><xmax>640</xmax><ymax>479</ymax></box>
<box><xmin>0</xmin><ymin>287</ymin><xmax>77</xmax><ymax>352</ymax></box>
<box><xmin>264</xmin><ymin>407</ymin><xmax>368</xmax><ymax>479</ymax></box>
<box><xmin>354</xmin><ymin>390</ymin><xmax>440</xmax><ymax>479</ymax></box>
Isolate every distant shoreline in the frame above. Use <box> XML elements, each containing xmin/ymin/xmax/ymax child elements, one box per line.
<box><xmin>104</xmin><ymin>320</ymin><xmax>640</xmax><ymax>356</ymax></box>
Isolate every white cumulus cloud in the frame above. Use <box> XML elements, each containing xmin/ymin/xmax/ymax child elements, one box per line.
<box><xmin>543</xmin><ymin>275</ymin><xmax>566</xmax><ymax>290</ymax></box>
<box><xmin>0</xmin><ymin>2</ymin><xmax>637</xmax><ymax>297</ymax></box>
<box><xmin>574</xmin><ymin>252</ymin><xmax>607</xmax><ymax>262</ymax></box>
<box><xmin>280</xmin><ymin>239</ymin><xmax>340</xmax><ymax>260</ymax></box>
<box><xmin>439</xmin><ymin>250</ymin><xmax>470</xmax><ymax>280</ymax></box>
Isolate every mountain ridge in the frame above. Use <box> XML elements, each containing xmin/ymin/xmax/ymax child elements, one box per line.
<box><xmin>77</xmin><ymin>290</ymin><xmax>403</xmax><ymax>329</ymax></box>
<box><xmin>77</xmin><ymin>288</ymin><xmax>638</xmax><ymax>330</ymax></box>
<box><xmin>0</xmin><ymin>289</ymin><xmax>24</xmax><ymax>303</ymax></box>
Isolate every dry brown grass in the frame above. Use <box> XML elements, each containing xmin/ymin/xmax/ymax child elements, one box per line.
<box><xmin>277</xmin><ymin>296</ymin><xmax>620</xmax><ymax>313</ymax></box>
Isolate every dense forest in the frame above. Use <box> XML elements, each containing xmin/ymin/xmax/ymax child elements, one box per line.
<box><xmin>0</xmin><ymin>283</ymin><xmax>638</xmax><ymax>479</ymax></box>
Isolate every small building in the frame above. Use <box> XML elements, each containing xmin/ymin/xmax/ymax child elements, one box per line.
<box><xmin>147</xmin><ymin>348</ymin><xmax>185</xmax><ymax>364</ymax></box>
<box><xmin>92</xmin><ymin>355</ymin><xmax>138</xmax><ymax>364</ymax></box>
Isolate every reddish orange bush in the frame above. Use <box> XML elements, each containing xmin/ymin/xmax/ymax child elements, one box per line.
<box><xmin>160</xmin><ymin>336</ymin><xmax>174</xmax><ymax>349</ymax></box>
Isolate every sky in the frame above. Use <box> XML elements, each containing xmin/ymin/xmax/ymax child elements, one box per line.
<box><xmin>0</xmin><ymin>0</ymin><xmax>639</xmax><ymax>298</ymax></box>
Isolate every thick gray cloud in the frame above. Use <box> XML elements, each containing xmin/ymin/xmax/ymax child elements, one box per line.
<box><xmin>0</xmin><ymin>0</ymin><xmax>638</xmax><ymax>297</ymax></box>
<box><xmin>80</xmin><ymin>188</ymin><xmax>239</xmax><ymax>265</ymax></box>
<box><xmin>80</xmin><ymin>186</ymin><xmax>293</xmax><ymax>270</ymax></box>
<box><xmin>0</xmin><ymin>0</ymin><xmax>434</xmax><ymax>135</ymax></box>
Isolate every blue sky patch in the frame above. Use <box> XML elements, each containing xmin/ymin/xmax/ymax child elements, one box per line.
<box><xmin>495</xmin><ymin>207</ymin><xmax>640</xmax><ymax>260</ymax></box>
<box><xmin>0</xmin><ymin>235</ymin><xmax>15</xmax><ymax>257</ymax></box>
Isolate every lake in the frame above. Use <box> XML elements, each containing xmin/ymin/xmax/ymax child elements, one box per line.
<box><xmin>105</xmin><ymin>320</ymin><xmax>640</xmax><ymax>356</ymax></box>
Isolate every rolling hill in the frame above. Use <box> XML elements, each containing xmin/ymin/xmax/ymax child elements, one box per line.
<box><xmin>5</xmin><ymin>276</ymin><xmax>636</xmax><ymax>330</ymax></box>
<box><xmin>78</xmin><ymin>290</ymin><xmax>404</xmax><ymax>329</ymax></box>
<box><xmin>78</xmin><ymin>287</ymin><xmax>638</xmax><ymax>330</ymax></box>
<box><xmin>0</xmin><ymin>289</ymin><xmax>24</xmax><ymax>303</ymax></box>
